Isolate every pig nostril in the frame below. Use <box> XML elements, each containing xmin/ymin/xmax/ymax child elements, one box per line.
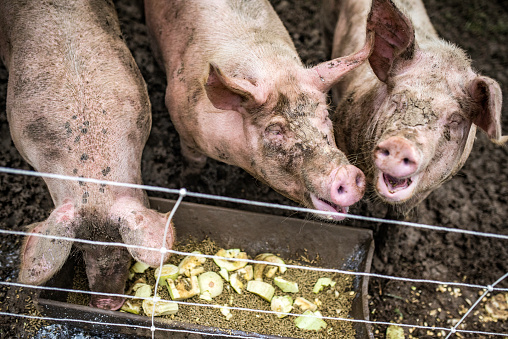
<box><xmin>356</xmin><ymin>174</ymin><xmax>364</xmax><ymax>187</ymax></box>
<box><xmin>382</xmin><ymin>149</ymin><xmax>390</xmax><ymax>157</ymax></box>
<box><xmin>337</xmin><ymin>186</ymin><xmax>345</xmax><ymax>194</ymax></box>
<box><xmin>403</xmin><ymin>158</ymin><xmax>410</xmax><ymax>165</ymax></box>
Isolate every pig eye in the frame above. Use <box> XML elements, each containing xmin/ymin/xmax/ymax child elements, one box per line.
<box><xmin>264</xmin><ymin>123</ymin><xmax>285</xmax><ymax>145</ymax></box>
<box><xmin>448</xmin><ymin>113</ymin><xmax>465</xmax><ymax>127</ymax></box>
<box><xmin>266</xmin><ymin>123</ymin><xmax>283</xmax><ymax>136</ymax></box>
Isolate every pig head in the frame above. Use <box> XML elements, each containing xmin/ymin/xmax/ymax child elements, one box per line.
<box><xmin>0</xmin><ymin>0</ymin><xmax>174</xmax><ymax>310</ymax></box>
<box><xmin>323</xmin><ymin>0</ymin><xmax>506</xmax><ymax>213</ymax></box>
<box><xmin>145</xmin><ymin>0</ymin><xmax>375</xmax><ymax>220</ymax></box>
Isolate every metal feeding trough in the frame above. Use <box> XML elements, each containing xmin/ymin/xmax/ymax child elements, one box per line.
<box><xmin>37</xmin><ymin>197</ymin><xmax>375</xmax><ymax>338</ymax></box>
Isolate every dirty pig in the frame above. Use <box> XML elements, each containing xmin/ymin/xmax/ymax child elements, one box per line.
<box><xmin>144</xmin><ymin>0</ymin><xmax>376</xmax><ymax>220</ymax></box>
<box><xmin>0</xmin><ymin>0</ymin><xmax>175</xmax><ymax>310</ymax></box>
<box><xmin>322</xmin><ymin>0</ymin><xmax>506</xmax><ymax>213</ymax></box>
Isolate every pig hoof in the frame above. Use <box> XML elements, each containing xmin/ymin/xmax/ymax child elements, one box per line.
<box><xmin>90</xmin><ymin>296</ymin><xmax>125</xmax><ymax>311</ymax></box>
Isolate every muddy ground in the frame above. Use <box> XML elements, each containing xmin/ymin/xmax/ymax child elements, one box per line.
<box><xmin>0</xmin><ymin>0</ymin><xmax>507</xmax><ymax>338</ymax></box>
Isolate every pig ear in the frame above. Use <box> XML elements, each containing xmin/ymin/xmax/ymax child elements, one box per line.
<box><xmin>311</xmin><ymin>31</ymin><xmax>375</xmax><ymax>92</ymax></box>
<box><xmin>112</xmin><ymin>199</ymin><xmax>174</xmax><ymax>266</ymax></box>
<box><xmin>454</xmin><ymin>124</ymin><xmax>477</xmax><ymax>173</ymax></box>
<box><xmin>367</xmin><ymin>0</ymin><xmax>416</xmax><ymax>82</ymax></box>
<box><xmin>19</xmin><ymin>204</ymin><xmax>76</xmax><ymax>285</ymax></box>
<box><xmin>205</xmin><ymin>63</ymin><xmax>268</xmax><ymax>113</ymax></box>
<box><xmin>468</xmin><ymin>76</ymin><xmax>507</xmax><ymax>144</ymax></box>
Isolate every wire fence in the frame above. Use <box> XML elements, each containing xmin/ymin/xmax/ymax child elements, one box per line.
<box><xmin>0</xmin><ymin>166</ymin><xmax>507</xmax><ymax>338</ymax></box>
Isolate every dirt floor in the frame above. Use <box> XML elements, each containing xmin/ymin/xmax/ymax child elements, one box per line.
<box><xmin>0</xmin><ymin>0</ymin><xmax>507</xmax><ymax>338</ymax></box>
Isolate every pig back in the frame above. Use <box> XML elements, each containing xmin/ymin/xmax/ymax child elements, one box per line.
<box><xmin>1</xmin><ymin>0</ymin><xmax>151</xmax><ymax>207</ymax></box>
<box><xmin>145</xmin><ymin>0</ymin><xmax>303</xmax><ymax>165</ymax></box>
<box><xmin>146</xmin><ymin>0</ymin><xmax>299</xmax><ymax>83</ymax></box>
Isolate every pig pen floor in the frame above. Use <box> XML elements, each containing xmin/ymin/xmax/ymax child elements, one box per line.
<box><xmin>0</xmin><ymin>0</ymin><xmax>507</xmax><ymax>338</ymax></box>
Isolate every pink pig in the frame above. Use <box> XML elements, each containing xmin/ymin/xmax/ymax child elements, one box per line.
<box><xmin>0</xmin><ymin>0</ymin><xmax>174</xmax><ymax>310</ymax></box>
<box><xmin>322</xmin><ymin>0</ymin><xmax>506</xmax><ymax>212</ymax></box>
<box><xmin>144</xmin><ymin>0</ymin><xmax>375</xmax><ymax>220</ymax></box>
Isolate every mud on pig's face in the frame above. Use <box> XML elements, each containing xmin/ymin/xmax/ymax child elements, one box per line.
<box><xmin>203</xmin><ymin>34</ymin><xmax>376</xmax><ymax>220</ymax></box>
<box><xmin>245</xmin><ymin>88</ymin><xmax>366</xmax><ymax>221</ymax></box>
<box><xmin>367</xmin><ymin>56</ymin><xmax>502</xmax><ymax>209</ymax></box>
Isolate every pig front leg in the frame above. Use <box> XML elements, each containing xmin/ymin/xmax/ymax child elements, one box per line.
<box><xmin>83</xmin><ymin>245</ymin><xmax>131</xmax><ymax>310</ymax></box>
<box><xmin>179</xmin><ymin>137</ymin><xmax>209</xmax><ymax>186</ymax></box>
<box><xmin>180</xmin><ymin>137</ymin><xmax>207</xmax><ymax>172</ymax></box>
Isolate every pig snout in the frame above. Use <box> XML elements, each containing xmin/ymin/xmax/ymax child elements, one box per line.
<box><xmin>84</xmin><ymin>246</ymin><xmax>131</xmax><ymax>311</ymax></box>
<box><xmin>330</xmin><ymin>165</ymin><xmax>366</xmax><ymax>207</ymax></box>
<box><xmin>374</xmin><ymin>137</ymin><xmax>421</xmax><ymax>202</ymax></box>
<box><xmin>374</xmin><ymin>136</ymin><xmax>420</xmax><ymax>178</ymax></box>
<box><xmin>311</xmin><ymin>165</ymin><xmax>366</xmax><ymax>221</ymax></box>
<box><xmin>90</xmin><ymin>296</ymin><xmax>125</xmax><ymax>311</ymax></box>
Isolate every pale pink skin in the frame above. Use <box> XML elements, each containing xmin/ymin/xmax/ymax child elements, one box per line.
<box><xmin>144</xmin><ymin>0</ymin><xmax>375</xmax><ymax>220</ymax></box>
<box><xmin>0</xmin><ymin>0</ymin><xmax>174</xmax><ymax>310</ymax></box>
<box><xmin>322</xmin><ymin>0</ymin><xmax>506</xmax><ymax>212</ymax></box>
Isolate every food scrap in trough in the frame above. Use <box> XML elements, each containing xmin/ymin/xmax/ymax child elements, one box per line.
<box><xmin>67</xmin><ymin>236</ymin><xmax>358</xmax><ymax>338</ymax></box>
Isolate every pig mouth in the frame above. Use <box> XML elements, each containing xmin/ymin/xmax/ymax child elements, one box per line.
<box><xmin>376</xmin><ymin>173</ymin><xmax>417</xmax><ymax>202</ymax></box>
<box><xmin>384</xmin><ymin>173</ymin><xmax>412</xmax><ymax>192</ymax></box>
<box><xmin>310</xmin><ymin>194</ymin><xmax>349</xmax><ymax>221</ymax></box>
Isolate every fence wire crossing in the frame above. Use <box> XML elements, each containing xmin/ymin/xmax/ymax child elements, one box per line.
<box><xmin>0</xmin><ymin>166</ymin><xmax>507</xmax><ymax>338</ymax></box>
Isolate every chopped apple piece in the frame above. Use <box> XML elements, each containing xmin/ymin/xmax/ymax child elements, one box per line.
<box><xmin>246</xmin><ymin>280</ymin><xmax>275</xmax><ymax>302</ymax></box>
<box><xmin>213</xmin><ymin>248</ymin><xmax>248</xmax><ymax>271</ymax></box>
<box><xmin>274</xmin><ymin>277</ymin><xmax>299</xmax><ymax>293</ymax></box>
<box><xmin>294</xmin><ymin>310</ymin><xmax>327</xmax><ymax>331</ymax></box>
<box><xmin>271</xmin><ymin>295</ymin><xmax>293</xmax><ymax>318</ymax></box>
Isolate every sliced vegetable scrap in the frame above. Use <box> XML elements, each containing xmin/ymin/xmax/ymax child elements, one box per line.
<box><xmin>246</xmin><ymin>280</ymin><xmax>275</xmax><ymax>302</ymax></box>
<box><xmin>386</xmin><ymin>325</ymin><xmax>405</xmax><ymax>339</ymax></box>
<box><xmin>274</xmin><ymin>276</ymin><xmax>299</xmax><ymax>293</ymax></box>
<box><xmin>229</xmin><ymin>272</ymin><xmax>244</xmax><ymax>294</ymax></box>
<box><xmin>133</xmin><ymin>283</ymin><xmax>152</xmax><ymax>299</ymax></box>
<box><xmin>167</xmin><ymin>275</ymin><xmax>200</xmax><ymax>300</ymax></box>
<box><xmin>312</xmin><ymin>277</ymin><xmax>336</xmax><ymax>293</ymax></box>
<box><xmin>120</xmin><ymin>300</ymin><xmax>141</xmax><ymax>315</ymax></box>
<box><xmin>253</xmin><ymin>253</ymin><xmax>287</xmax><ymax>281</ymax></box>
<box><xmin>237</xmin><ymin>265</ymin><xmax>253</xmax><ymax>281</ymax></box>
<box><xmin>130</xmin><ymin>261</ymin><xmax>150</xmax><ymax>274</ymax></box>
<box><xmin>213</xmin><ymin>248</ymin><xmax>248</xmax><ymax>271</ymax></box>
<box><xmin>198</xmin><ymin>271</ymin><xmax>224</xmax><ymax>300</ymax></box>
<box><xmin>294</xmin><ymin>310</ymin><xmax>327</xmax><ymax>331</ymax></box>
<box><xmin>293</xmin><ymin>297</ymin><xmax>317</xmax><ymax>312</ymax></box>
<box><xmin>218</xmin><ymin>267</ymin><xmax>229</xmax><ymax>282</ymax></box>
<box><xmin>179</xmin><ymin>251</ymin><xmax>207</xmax><ymax>277</ymax></box>
<box><xmin>154</xmin><ymin>264</ymin><xmax>179</xmax><ymax>287</ymax></box>
<box><xmin>220</xmin><ymin>304</ymin><xmax>233</xmax><ymax>320</ymax></box>
<box><xmin>142</xmin><ymin>298</ymin><xmax>179</xmax><ymax>317</ymax></box>
<box><xmin>271</xmin><ymin>295</ymin><xmax>293</xmax><ymax>318</ymax></box>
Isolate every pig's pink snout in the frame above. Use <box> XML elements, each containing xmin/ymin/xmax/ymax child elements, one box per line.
<box><xmin>90</xmin><ymin>296</ymin><xmax>125</xmax><ymax>311</ymax></box>
<box><xmin>374</xmin><ymin>137</ymin><xmax>420</xmax><ymax>178</ymax></box>
<box><xmin>330</xmin><ymin>165</ymin><xmax>366</xmax><ymax>207</ymax></box>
